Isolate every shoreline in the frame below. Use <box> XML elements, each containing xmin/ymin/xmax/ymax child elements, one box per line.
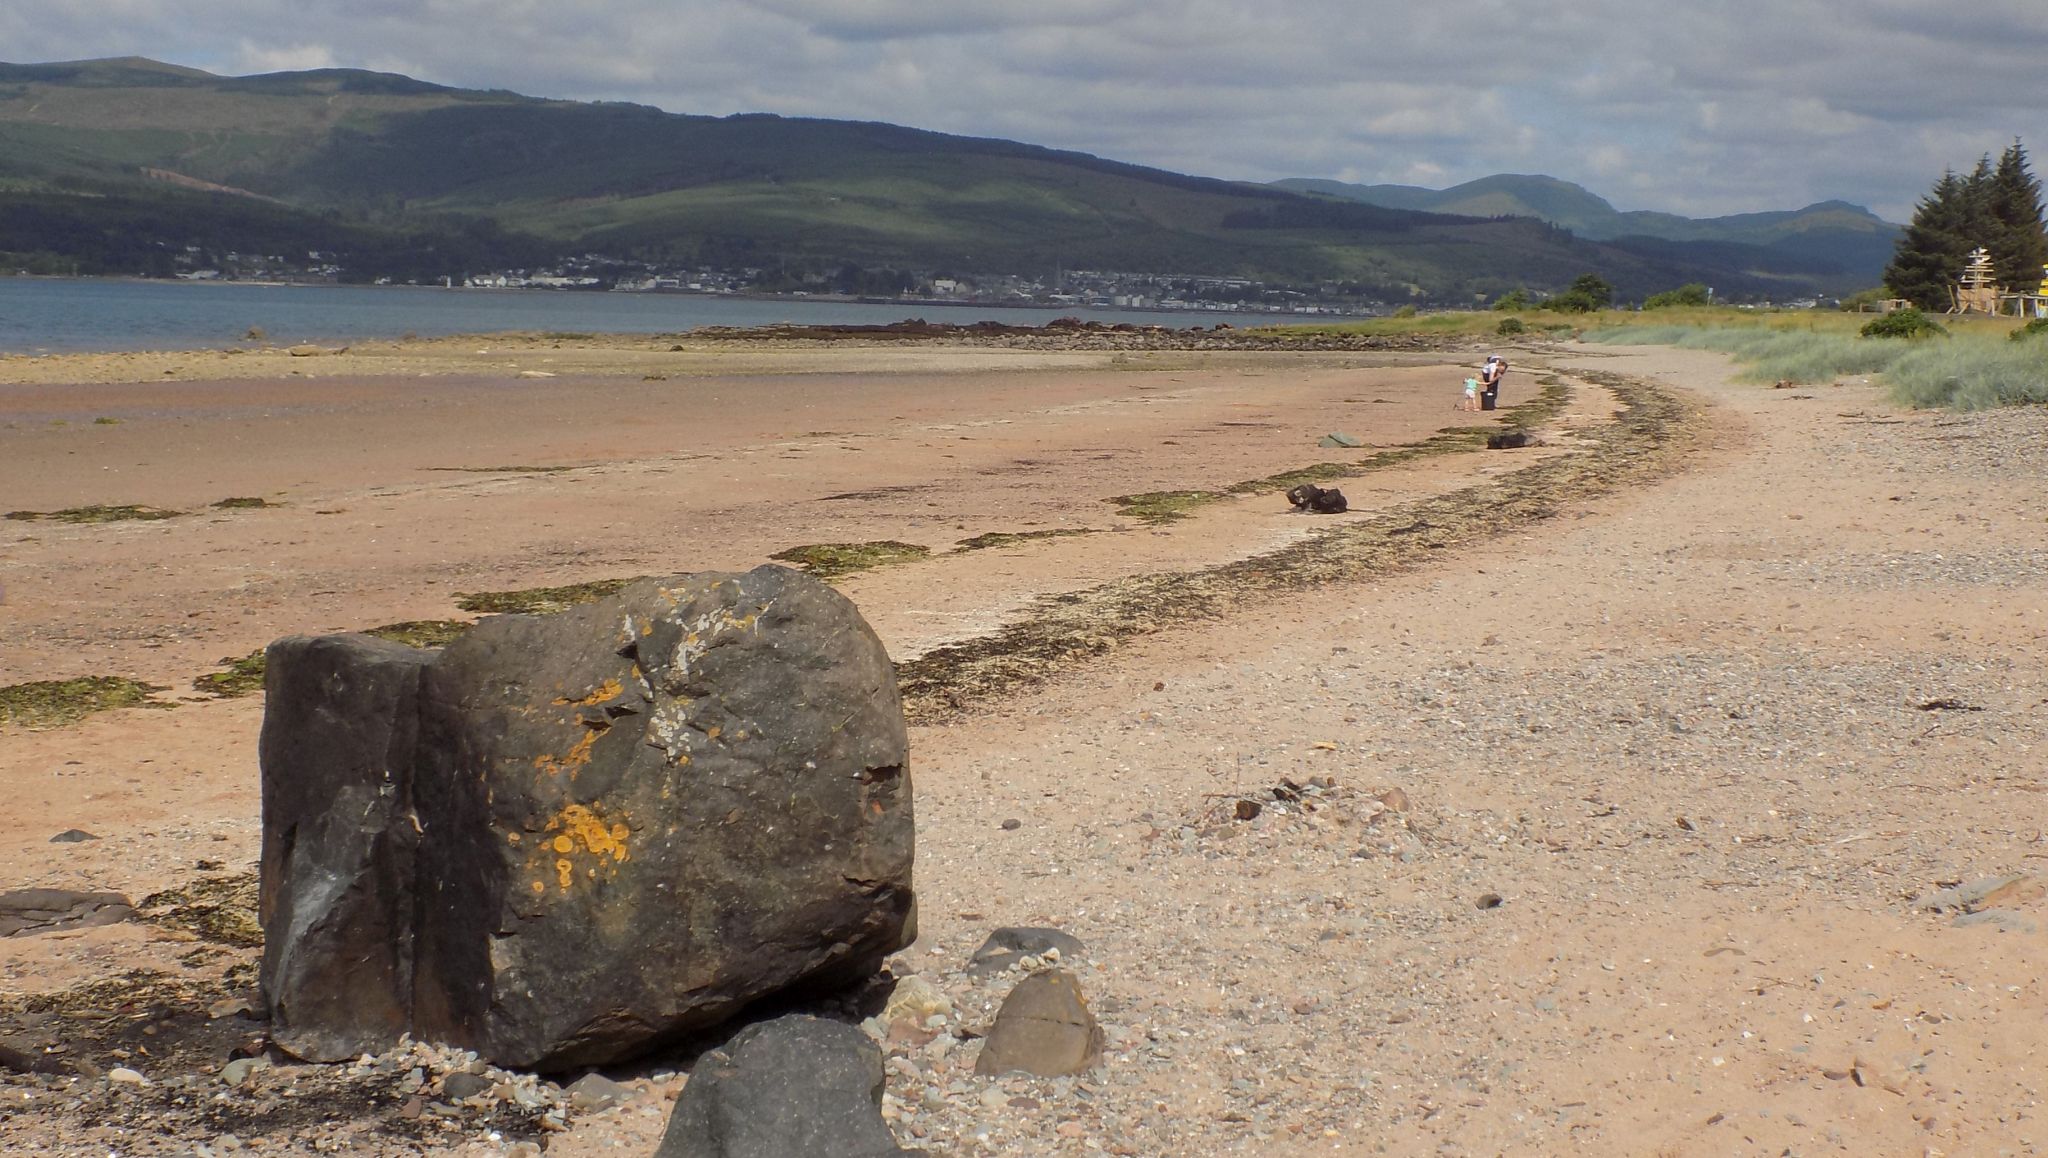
<box><xmin>4</xmin><ymin>338</ymin><xmax>2046</xmax><ymax>1156</ymax></box>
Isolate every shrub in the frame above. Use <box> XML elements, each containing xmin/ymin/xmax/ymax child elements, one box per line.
<box><xmin>1496</xmin><ymin>317</ymin><xmax>1526</xmax><ymax>336</ymax></box>
<box><xmin>2011</xmin><ymin>317</ymin><xmax>2048</xmax><ymax>342</ymax></box>
<box><xmin>1860</xmin><ymin>309</ymin><xmax>1947</xmax><ymax>339</ymax></box>
<box><xmin>1391</xmin><ymin>304</ymin><xmax>1418</xmax><ymax>319</ymax></box>
<box><xmin>1643</xmin><ymin>283</ymin><xmax>1711</xmax><ymax>310</ymax></box>
<box><xmin>1546</xmin><ymin>273</ymin><xmax>1614</xmax><ymax>314</ymax></box>
<box><xmin>1492</xmin><ymin>288</ymin><xmax>1533</xmax><ymax>311</ymax></box>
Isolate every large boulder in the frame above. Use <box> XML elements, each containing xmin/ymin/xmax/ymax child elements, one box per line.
<box><xmin>259</xmin><ymin>565</ymin><xmax>915</xmax><ymax>1069</ymax></box>
<box><xmin>655</xmin><ymin>1014</ymin><xmax>912</xmax><ymax>1158</ymax></box>
<box><xmin>258</xmin><ymin>633</ymin><xmax>433</xmax><ymax>1062</ymax></box>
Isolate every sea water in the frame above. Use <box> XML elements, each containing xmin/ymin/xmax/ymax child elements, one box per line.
<box><xmin>0</xmin><ymin>278</ymin><xmax>1260</xmax><ymax>355</ymax></box>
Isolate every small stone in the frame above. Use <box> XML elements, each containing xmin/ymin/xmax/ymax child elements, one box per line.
<box><xmin>1000</xmin><ymin>818</ymin><xmax>1022</xmax><ymax>831</ymax></box>
<box><xmin>220</xmin><ymin>1057</ymin><xmax>270</xmax><ymax>1086</ymax></box>
<box><xmin>883</xmin><ymin>976</ymin><xmax>953</xmax><ymax>1030</ymax></box>
<box><xmin>564</xmin><ymin>1072</ymin><xmax>633</xmax><ymax>1112</ymax></box>
<box><xmin>107</xmin><ymin>1066</ymin><xmax>149</xmax><ymax>1086</ymax></box>
<box><xmin>0</xmin><ymin>888</ymin><xmax>135</xmax><ymax>937</ymax></box>
<box><xmin>1376</xmin><ymin>787</ymin><xmax>1411</xmax><ymax>812</ymax></box>
<box><xmin>210</xmin><ymin>996</ymin><xmax>257</xmax><ymax>1020</ymax></box>
<box><xmin>974</xmin><ymin>970</ymin><xmax>1104</xmax><ymax>1078</ymax></box>
<box><xmin>215</xmin><ymin>1134</ymin><xmax>245</xmax><ymax>1152</ymax></box>
<box><xmin>1057</xmin><ymin>1120</ymin><xmax>1086</xmax><ymax>1138</ymax></box>
<box><xmin>442</xmin><ymin>1071</ymin><xmax>493</xmax><ymax>1102</ymax></box>
<box><xmin>968</xmin><ymin>927</ymin><xmax>1087</xmax><ymax>977</ymax></box>
<box><xmin>49</xmin><ymin>830</ymin><xmax>99</xmax><ymax>843</ymax></box>
<box><xmin>1476</xmin><ymin>893</ymin><xmax>1504</xmax><ymax>910</ymax></box>
<box><xmin>1234</xmin><ymin>799</ymin><xmax>1262</xmax><ymax>821</ymax></box>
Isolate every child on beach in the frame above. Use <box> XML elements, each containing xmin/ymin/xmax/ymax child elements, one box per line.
<box><xmin>1461</xmin><ymin>376</ymin><xmax>1480</xmax><ymax>411</ymax></box>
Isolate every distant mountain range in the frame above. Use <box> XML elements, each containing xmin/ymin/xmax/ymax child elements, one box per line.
<box><xmin>1276</xmin><ymin>174</ymin><xmax>1899</xmax><ymax>289</ymax></box>
<box><xmin>0</xmin><ymin>57</ymin><xmax>1895</xmax><ymax>300</ymax></box>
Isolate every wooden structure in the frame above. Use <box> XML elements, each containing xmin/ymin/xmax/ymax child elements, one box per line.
<box><xmin>2002</xmin><ymin>263</ymin><xmax>2048</xmax><ymax>319</ymax></box>
<box><xmin>1950</xmin><ymin>247</ymin><xmax>2000</xmax><ymax>314</ymax></box>
<box><xmin>1949</xmin><ymin>249</ymin><xmax>2048</xmax><ymax>318</ymax></box>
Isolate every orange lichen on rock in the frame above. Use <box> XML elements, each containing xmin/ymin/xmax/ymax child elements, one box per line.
<box><xmin>532</xmin><ymin>802</ymin><xmax>633</xmax><ymax>893</ymax></box>
<box><xmin>533</xmin><ymin>726</ymin><xmax>602</xmax><ymax>778</ymax></box>
<box><xmin>552</xmin><ymin>679</ymin><xmax>624</xmax><ymax>708</ymax></box>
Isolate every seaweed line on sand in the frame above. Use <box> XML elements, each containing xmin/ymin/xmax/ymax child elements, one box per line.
<box><xmin>1110</xmin><ymin>378</ymin><xmax>1574</xmax><ymax>524</ymax></box>
<box><xmin>896</xmin><ymin>370</ymin><xmax>1699</xmax><ymax>724</ymax></box>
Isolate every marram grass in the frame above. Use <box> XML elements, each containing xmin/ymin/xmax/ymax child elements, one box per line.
<box><xmin>1586</xmin><ymin>325</ymin><xmax>2048</xmax><ymax>410</ymax></box>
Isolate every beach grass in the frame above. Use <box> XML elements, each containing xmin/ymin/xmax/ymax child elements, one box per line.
<box><xmin>1586</xmin><ymin>324</ymin><xmax>2048</xmax><ymax>409</ymax></box>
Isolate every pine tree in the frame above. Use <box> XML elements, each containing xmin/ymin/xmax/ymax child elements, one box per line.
<box><xmin>1987</xmin><ymin>140</ymin><xmax>2048</xmax><ymax>291</ymax></box>
<box><xmin>1885</xmin><ymin>169</ymin><xmax>1977</xmax><ymax>310</ymax></box>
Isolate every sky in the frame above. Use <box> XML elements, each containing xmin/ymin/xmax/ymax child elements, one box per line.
<box><xmin>4</xmin><ymin>0</ymin><xmax>2045</xmax><ymax>222</ymax></box>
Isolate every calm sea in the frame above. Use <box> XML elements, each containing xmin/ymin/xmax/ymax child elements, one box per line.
<box><xmin>0</xmin><ymin>278</ymin><xmax>1277</xmax><ymax>355</ymax></box>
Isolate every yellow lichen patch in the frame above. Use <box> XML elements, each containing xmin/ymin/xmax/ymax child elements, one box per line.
<box><xmin>554</xmin><ymin>804</ymin><xmax>630</xmax><ymax>862</ymax></box>
<box><xmin>532</xmin><ymin>802</ymin><xmax>633</xmax><ymax>893</ymax></box>
<box><xmin>533</xmin><ymin>727</ymin><xmax>602</xmax><ymax>778</ymax></box>
<box><xmin>552</xmin><ymin>678</ymin><xmax>624</xmax><ymax>708</ymax></box>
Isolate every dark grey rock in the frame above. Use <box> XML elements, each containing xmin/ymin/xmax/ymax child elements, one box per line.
<box><xmin>259</xmin><ymin>565</ymin><xmax>915</xmax><ymax>1070</ymax></box>
<box><xmin>966</xmin><ymin>927</ymin><xmax>1086</xmax><ymax>977</ymax></box>
<box><xmin>258</xmin><ymin>632</ymin><xmax>433</xmax><ymax>1063</ymax></box>
<box><xmin>973</xmin><ymin>969</ymin><xmax>1104</xmax><ymax>1078</ymax></box>
<box><xmin>48</xmin><ymin>829</ymin><xmax>99</xmax><ymax>843</ymax></box>
<box><xmin>441</xmin><ymin>1071</ymin><xmax>493</xmax><ymax>1101</ymax></box>
<box><xmin>655</xmin><ymin>1014</ymin><xmax>911</xmax><ymax>1158</ymax></box>
<box><xmin>0</xmin><ymin>888</ymin><xmax>133</xmax><ymax>937</ymax></box>
<box><xmin>1318</xmin><ymin>431</ymin><xmax>1363</xmax><ymax>448</ymax></box>
<box><xmin>0</xmin><ymin>1037</ymin><xmax>70</xmax><ymax>1074</ymax></box>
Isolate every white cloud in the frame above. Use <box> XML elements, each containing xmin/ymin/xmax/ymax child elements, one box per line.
<box><xmin>232</xmin><ymin>41</ymin><xmax>336</xmax><ymax>74</ymax></box>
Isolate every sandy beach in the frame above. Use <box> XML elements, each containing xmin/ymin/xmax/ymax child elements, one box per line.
<box><xmin>3</xmin><ymin>330</ymin><xmax>2046</xmax><ymax>1156</ymax></box>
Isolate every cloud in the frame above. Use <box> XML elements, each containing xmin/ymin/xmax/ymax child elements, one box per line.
<box><xmin>2</xmin><ymin>0</ymin><xmax>2043</xmax><ymax>220</ymax></box>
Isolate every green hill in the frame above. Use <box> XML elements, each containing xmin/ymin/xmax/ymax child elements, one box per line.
<box><xmin>0</xmin><ymin>58</ymin><xmax>1874</xmax><ymax>299</ymax></box>
<box><xmin>1276</xmin><ymin>174</ymin><xmax>1899</xmax><ymax>290</ymax></box>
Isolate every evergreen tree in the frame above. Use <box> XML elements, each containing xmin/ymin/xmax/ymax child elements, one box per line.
<box><xmin>1987</xmin><ymin>140</ymin><xmax>2048</xmax><ymax>290</ymax></box>
<box><xmin>1885</xmin><ymin>169</ymin><xmax>1975</xmax><ymax>310</ymax></box>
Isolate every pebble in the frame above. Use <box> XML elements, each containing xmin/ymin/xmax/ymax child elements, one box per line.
<box><xmin>106</xmin><ymin>1067</ymin><xmax>148</xmax><ymax>1086</ymax></box>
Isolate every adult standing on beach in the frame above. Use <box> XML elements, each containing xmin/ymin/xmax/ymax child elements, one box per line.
<box><xmin>1479</xmin><ymin>355</ymin><xmax>1507</xmax><ymax>410</ymax></box>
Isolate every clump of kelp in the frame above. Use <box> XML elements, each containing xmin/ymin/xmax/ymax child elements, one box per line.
<box><xmin>897</xmin><ymin>370</ymin><xmax>1695</xmax><ymax>723</ymax></box>
<box><xmin>454</xmin><ymin>578</ymin><xmax>649</xmax><ymax>615</ymax></box>
<box><xmin>770</xmin><ymin>541</ymin><xmax>931</xmax><ymax>580</ymax></box>
<box><xmin>0</xmin><ymin>676</ymin><xmax>168</xmax><ymax>729</ymax></box>
<box><xmin>6</xmin><ymin>505</ymin><xmax>183</xmax><ymax>524</ymax></box>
